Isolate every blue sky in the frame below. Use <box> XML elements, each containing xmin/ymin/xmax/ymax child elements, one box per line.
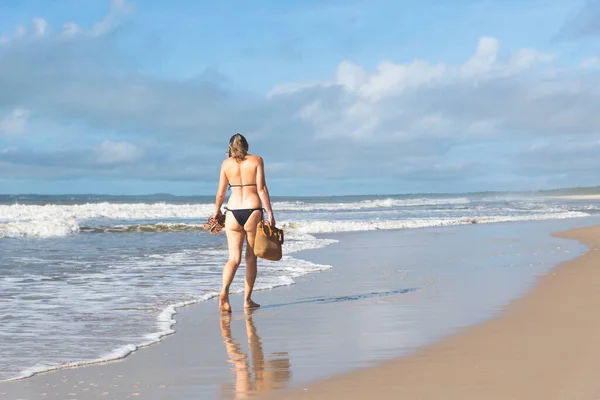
<box><xmin>1</xmin><ymin>0</ymin><xmax>600</xmax><ymax>196</ymax></box>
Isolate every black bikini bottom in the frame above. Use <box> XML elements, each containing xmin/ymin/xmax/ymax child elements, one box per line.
<box><xmin>225</xmin><ymin>207</ymin><xmax>264</xmax><ymax>226</ymax></box>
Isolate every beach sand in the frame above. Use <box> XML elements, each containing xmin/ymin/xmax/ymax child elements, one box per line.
<box><xmin>1</xmin><ymin>219</ymin><xmax>598</xmax><ymax>400</ymax></box>
<box><xmin>265</xmin><ymin>224</ymin><xmax>600</xmax><ymax>400</ymax></box>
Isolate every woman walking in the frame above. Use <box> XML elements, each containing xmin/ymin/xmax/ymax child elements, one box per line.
<box><xmin>213</xmin><ymin>133</ymin><xmax>276</xmax><ymax>312</ymax></box>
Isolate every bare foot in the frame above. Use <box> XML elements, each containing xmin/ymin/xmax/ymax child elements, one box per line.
<box><xmin>244</xmin><ymin>299</ymin><xmax>260</xmax><ymax>309</ymax></box>
<box><xmin>219</xmin><ymin>292</ymin><xmax>232</xmax><ymax>313</ymax></box>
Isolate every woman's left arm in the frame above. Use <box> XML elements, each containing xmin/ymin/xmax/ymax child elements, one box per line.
<box><xmin>213</xmin><ymin>160</ymin><xmax>228</xmax><ymax>218</ymax></box>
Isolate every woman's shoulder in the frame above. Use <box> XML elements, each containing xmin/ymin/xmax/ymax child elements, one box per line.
<box><xmin>246</xmin><ymin>154</ymin><xmax>263</xmax><ymax>164</ymax></box>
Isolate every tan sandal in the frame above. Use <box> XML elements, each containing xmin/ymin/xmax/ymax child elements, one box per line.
<box><xmin>203</xmin><ymin>214</ymin><xmax>226</xmax><ymax>235</ymax></box>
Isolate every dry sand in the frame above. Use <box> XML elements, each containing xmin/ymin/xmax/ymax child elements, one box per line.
<box><xmin>264</xmin><ymin>225</ymin><xmax>600</xmax><ymax>400</ymax></box>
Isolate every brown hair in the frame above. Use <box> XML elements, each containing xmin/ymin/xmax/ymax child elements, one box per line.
<box><xmin>228</xmin><ymin>133</ymin><xmax>249</xmax><ymax>161</ymax></box>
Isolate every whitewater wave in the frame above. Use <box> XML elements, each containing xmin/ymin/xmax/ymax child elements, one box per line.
<box><xmin>0</xmin><ymin>218</ymin><xmax>80</xmax><ymax>238</ymax></box>
<box><xmin>282</xmin><ymin>211</ymin><xmax>590</xmax><ymax>234</ymax></box>
<box><xmin>1</xmin><ymin>194</ymin><xmax>595</xmax><ymax>239</ymax></box>
<box><xmin>0</xmin><ymin>202</ymin><xmax>216</xmax><ymax>223</ymax></box>
<box><xmin>0</xmin><ymin>198</ymin><xmax>470</xmax><ymax>224</ymax></box>
<box><xmin>1</xmin><ymin>210</ymin><xmax>591</xmax><ymax>238</ymax></box>
<box><xmin>274</xmin><ymin>197</ymin><xmax>470</xmax><ymax>211</ymax></box>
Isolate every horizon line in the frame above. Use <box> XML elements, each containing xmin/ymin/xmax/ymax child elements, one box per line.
<box><xmin>1</xmin><ymin>185</ymin><xmax>599</xmax><ymax>198</ymax></box>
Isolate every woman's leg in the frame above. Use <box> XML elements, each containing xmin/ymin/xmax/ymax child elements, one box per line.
<box><xmin>220</xmin><ymin>216</ymin><xmax>245</xmax><ymax>312</ymax></box>
<box><xmin>243</xmin><ymin>211</ymin><xmax>264</xmax><ymax>309</ymax></box>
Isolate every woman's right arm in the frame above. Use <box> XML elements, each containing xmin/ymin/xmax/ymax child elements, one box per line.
<box><xmin>256</xmin><ymin>156</ymin><xmax>275</xmax><ymax>226</ymax></box>
<box><xmin>213</xmin><ymin>160</ymin><xmax>229</xmax><ymax>218</ymax></box>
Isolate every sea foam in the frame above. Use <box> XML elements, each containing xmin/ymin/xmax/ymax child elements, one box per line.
<box><xmin>281</xmin><ymin>211</ymin><xmax>590</xmax><ymax>234</ymax></box>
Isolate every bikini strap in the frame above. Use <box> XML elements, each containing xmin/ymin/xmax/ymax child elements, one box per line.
<box><xmin>223</xmin><ymin>207</ymin><xmax>265</xmax><ymax>212</ymax></box>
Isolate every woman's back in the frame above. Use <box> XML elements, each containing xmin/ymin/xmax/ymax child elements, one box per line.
<box><xmin>225</xmin><ymin>155</ymin><xmax>262</xmax><ymax>209</ymax></box>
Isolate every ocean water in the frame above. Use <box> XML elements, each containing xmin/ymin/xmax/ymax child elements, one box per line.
<box><xmin>0</xmin><ymin>192</ymin><xmax>598</xmax><ymax>381</ymax></box>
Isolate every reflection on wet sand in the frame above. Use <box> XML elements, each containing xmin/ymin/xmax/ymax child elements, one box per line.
<box><xmin>220</xmin><ymin>310</ymin><xmax>291</xmax><ymax>399</ymax></box>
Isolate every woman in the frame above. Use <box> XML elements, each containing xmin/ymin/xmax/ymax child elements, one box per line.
<box><xmin>213</xmin><ymin>133</ymin><xmax>275</xmax><ymax>312</ymax></box>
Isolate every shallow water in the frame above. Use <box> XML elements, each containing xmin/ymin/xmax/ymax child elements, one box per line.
<box><xmin>0</xmin><ymin>193</ymin><xmax>598</xmax><ymax>381</ymax></box>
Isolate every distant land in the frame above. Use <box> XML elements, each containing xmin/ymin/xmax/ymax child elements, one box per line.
<box><xmin>535</xmin><ymin>186</ymin><xmax>600</xmax><ymax>196</ymax></box>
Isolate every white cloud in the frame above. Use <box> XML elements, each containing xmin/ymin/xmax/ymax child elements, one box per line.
<box><xmin>95</xmin><ymin>141</ymin><xmax>143</xmax><ymax>164</ymax></box>
<box><xmin>335</xmin><ymin>61</ymin><xmax>368</xmax><ymax>92</ymax></box>
<box><xmin>0</xmin><ymin>108</ymin><xmax>30</xmax><ymax>136</ymax></box>
<box><xmin>92</xmin><ymin>0</ymin><xmax>134</xmax><ymax>36</ymax></box>
<box><xmin>15</xmin><ymin>25</ymin><xmax>26</xmax><ymax>38</ymax></box>
<box><xmin>505</xmin><ymin>48</ymin><xmax>555</xmax><ymax>75</ymax></box>
<box><xmin>461</xmin><ymin>36</ymin><xmax>499</xmax><ymax>77</ymax></box>
<box><xmin>580</xmin><ymin>56</ymin><xmax>600</xmax><ymax>69</ymax></box>
<box><xmin>267</xmin><ymin>80</ymin><xmax>331</xmax><ymax>97</ymax></box>
<box><xmin>61</xmin><ymin>22</ymin><xmax>82</xmax><ymax>36</ymax></box>
<box><xmin>271</xmin><ymin>36</ymin><xmax>561</xmax><ymax>145</ymax></box>
<box><xmin>32</xmin><ymin>18</ymin><xmax>48</xmax><ymax>36</ymax></box>
<box><xmin>0</xmin><ymin>2</ymin><xmax>130</xmax><ymax>42</ymax></box>
<box><xmin>271</xmin><ymin>36</ymin><xmax>554</xmax><ymax>104</ymax></box>
<box><xmin>458</xmin><ymin>38</ymin><xmax>554</xmax><ymax>79</ymax></box>
<box><xmin>358</xmin><ymin>60</ymin><xmax>446</xmax><ymax>100</ymax></box>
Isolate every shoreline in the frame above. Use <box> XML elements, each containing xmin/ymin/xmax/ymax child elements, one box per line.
<box><xmin>264</xmin><ymin>224</ymin><xmax>600</xmax><ymax>400</ymax></box>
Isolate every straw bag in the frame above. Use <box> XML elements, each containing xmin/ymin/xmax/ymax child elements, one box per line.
<box><xmin>254</xmin><ymin>220</ymin><xmax>284</xmax><ymax>261</ymax></box>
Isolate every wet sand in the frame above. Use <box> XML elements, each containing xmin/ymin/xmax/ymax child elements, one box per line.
<box><xmin>0</xmin><ymin>218</ymin><xmax>597</xmax><ymax>400</ymax></box>
<box><xmin>265</xmin><ymin>224</ymin><xmax>600</xmax><ymax>400</ymax></box>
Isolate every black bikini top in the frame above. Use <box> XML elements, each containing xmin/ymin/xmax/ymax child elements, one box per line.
<box><xmin>228</xmin><ymin>183</ymin><xmax>257</xmax><ymax>189</ymax></box>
